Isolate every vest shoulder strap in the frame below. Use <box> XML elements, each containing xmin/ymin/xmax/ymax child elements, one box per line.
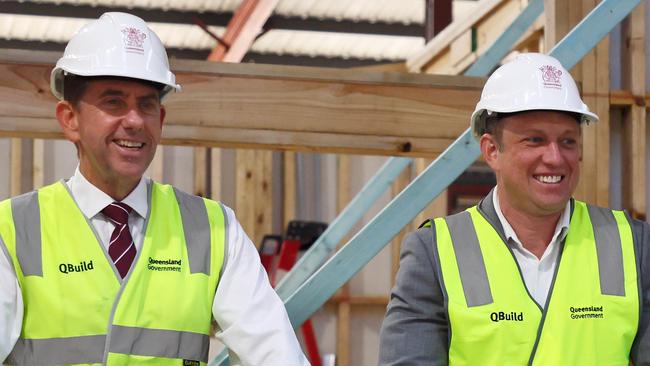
<box><xmin>442</xmin><ymin>209</ymin><xmax>493</xmax><ymax>307</ymax></box>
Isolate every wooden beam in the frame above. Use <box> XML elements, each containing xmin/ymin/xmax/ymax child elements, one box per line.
<box><xmin>0</xmin><ymin>49</ymin><xmax>484</xmax><ymax>158</ymax></box>
<box><xmin>609</xmin><ymin>90</ymin><xmax>650</xmax><ymax>107</ymax></box>
<box><xmin>208</xmin><ymin>0</ymin><xmax>280</xmax><ymax>63</ymax></box>
<box><xmin>328</xmin><ymin>295</ymin><xmax>389</xmax><ymax>306</ymax></box>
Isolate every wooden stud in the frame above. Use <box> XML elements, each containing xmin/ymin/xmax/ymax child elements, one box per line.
<box><xmin>32</xmin><ymin>139</ymin><xmax>44</xmax><ymax>189</ymax></box>
<box><xmin>253</xmin><ymin>150</ymin><xmax>273</xmax><ymax>246</ymax></box>
<box><xmin>543</xmin><ymin>0</ymin><xmax>571</xmax><ymax>50</ymax></box>
<box><xmin>10</xmin><ymin>138</ymin><xmax>22</xmax><ymax>196</ymax></box>
<box><xmin>574</xmin><ymin>0</ymin><xmax>599</xmax><ymax>204</ymax></box>
<box><xmin>193</xmin><ymin>147</ymin><xmax>207</xmax><ymax>197</ymax></box>
<box><xmin>593</xmin><ymin>18</ymin><xmax>611</xmax><ymax>207</ymax></box>
<box><xmin>337</xmin><ymin>155</ymin><xmax>351</xmax><ymax>215</ymax></box>
<box><xmin>336</xmin><ymin>154</ymin><xmax>351</xmax><ymax>366</ymax></box>
<box><xmin>336</xmin><ymin>301</ymin><xmax>351</xmax><ymax>366</ymax></box>
<box><xmin>210</xmin><ymin>147</ymin><xmax>221</xmax><ymax>201</ymax></box>
<box><xmin>283</xmin><ymin>151</ymin><xmax>297</xmax><ymax>229</ymax></box>
<box><xmin>621</xmin><ymin>4</ymin><xmax>646</xmax><ymax>219</ymax></box>
<box><xmin>236</xmin><ymin>149</ymin><xmax>257</xmax><ymax>246</ymax></box>
<box><xmin>150</xmin><ymin>145</ymin><xmax>165</xmax><ymax>183</ymax></box>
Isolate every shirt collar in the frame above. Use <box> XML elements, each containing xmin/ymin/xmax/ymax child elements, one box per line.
<box><xmin>67</xmin><ymin>166</ymin><xmax>149</xmax><ymax>219</ymax></box>
<box><xmin>492</xmin><ymin>186</ymin><xmax>570</xmax><ymax>248</ymax></box>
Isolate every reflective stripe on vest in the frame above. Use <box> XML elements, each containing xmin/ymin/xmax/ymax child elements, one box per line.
<box><xmin>434</xmin><ymin>201</ymin><xmax>639</xmax><ymax>366</ymax></box>
<box><xmin>1</xmin><ymin>181</ymin><xmax>225</xmax><ymax>365</ymax></box>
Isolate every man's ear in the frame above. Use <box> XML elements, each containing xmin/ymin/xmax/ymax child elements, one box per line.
<box><xmin>159</xmin><ymin>105</ymin><xmax>166</xmax><ymax>127</ymax></box>
<box><xmin>480</xmin><ymin>134</ymin><xmax>499</xmax><ymax>170</ymax></box>
<box><xmin>56</xmin><ymin>101</ymin><xmax>81</xmax><ymax>143</ymax></box>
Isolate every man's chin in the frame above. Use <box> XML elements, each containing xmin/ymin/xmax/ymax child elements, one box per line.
<box><xmin>113</xmin><ymin>164</ymin><xmax>149</xmax><ymax>182</ymax></box>
<box><xmin>534</xmin><ymin>198</ymin><xmax>570</xmax><ymax>216</ymax></box>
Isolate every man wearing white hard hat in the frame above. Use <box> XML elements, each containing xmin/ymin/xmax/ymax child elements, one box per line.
<box><xmin>0</xmin><ymin>13</ymin><xmax>309</xmax><ymax>366</ymax></box>
<box><xmin>378</xmin><ymin>53</ymin><xmax>650</xmax><ymax>365</ymax></box>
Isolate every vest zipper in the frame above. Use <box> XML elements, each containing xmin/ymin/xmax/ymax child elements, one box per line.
<box><xmin>101</xmin><ymin>181</ymin><xmax>153</xmax><ymax>365</ymax></box>
<box><xmin>526</xmin><ymin>239</ymin><xmax>566</xmax><ymax>366</ymax></box>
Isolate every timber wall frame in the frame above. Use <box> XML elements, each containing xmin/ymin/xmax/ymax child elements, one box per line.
<box><xmin>0</xmin><ymin>48</ymin><xmax>484</xmax><ymax>158</ymax></box>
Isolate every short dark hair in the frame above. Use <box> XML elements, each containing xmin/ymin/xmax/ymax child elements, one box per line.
<box><xmin>63</xmin><ymin>74</ymin><xmax>165</xmax><ymax>106</ymax></box>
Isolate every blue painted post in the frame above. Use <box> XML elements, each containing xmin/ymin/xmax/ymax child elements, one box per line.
<box><xmin>283</xmin><ymin>0</ymin><xmax>642</xmax><ymax>328</ymax></box>
<box><xmin>275</xmin><ymin>156</ymin><xmax>413</xmax><ymax>300</ymax></box>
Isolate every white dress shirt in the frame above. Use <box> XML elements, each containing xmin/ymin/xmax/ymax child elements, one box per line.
<box><xmin>492</xmin><ymin>188</ymin><xmax>570</xmax><ymax>308</ymax></box>
<box><xmin>0</xmin><ymin>168</ymin><xmax>309</xmax><ymax>366</ymax></box>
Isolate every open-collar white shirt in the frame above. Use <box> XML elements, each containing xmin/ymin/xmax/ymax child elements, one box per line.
<box><xmin>0</xmin><ymin>168</ymin><xmax>309</xmax><ymax>366</ymax></box>
<box><xmin>492</xmin><ymin>188</ymin><xmax>571</xmax><ymax>308</ymax></box>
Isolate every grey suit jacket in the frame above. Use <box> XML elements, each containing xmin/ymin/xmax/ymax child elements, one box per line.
<box><xmin>378</xmin><ymin>191</ymin><xmax>650</xmax><ymax>365</ymax></box>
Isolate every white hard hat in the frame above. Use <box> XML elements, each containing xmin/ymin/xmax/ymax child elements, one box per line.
<box><xmin>51</xmin><ymin>12</ymin><xmax>181</xmax><ymax>100</ymax></box>
<box><xmin>470</xmin><ymin>53</ymin><xmax>598</xmax><ymax>139</ymax></box>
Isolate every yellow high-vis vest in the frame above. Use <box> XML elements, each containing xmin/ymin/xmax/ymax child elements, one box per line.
<box><xmin>433</xmin><ymin>201</ymin><xmax>638</xmax><ymax>365</ymax></box>
<box><xmin>0</xmin><ymin>181</ymin><xmax>226</xmax><ymax>366</ymax></box>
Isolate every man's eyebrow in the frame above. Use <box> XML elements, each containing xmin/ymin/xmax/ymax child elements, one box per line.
<box><xmin>138</xmin><ymin>93</ymin><xmax>159</xmax><ymax>102</ymax></box>
<box><xmin>98</xmin><ymin>89</ymin><xmax>127</xmax><ymax>98</ymax></box>
<box><xmin>98</xmin><ymin>89</ymin><xmax>158</xmax><ymax>101</ymax></box>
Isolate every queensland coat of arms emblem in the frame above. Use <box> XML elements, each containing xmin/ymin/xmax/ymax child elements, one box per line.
<box><xmin>121</xmin><ymin>27</ymin><xmax>147</xmax><ymax>54</ymax></box>
<box><xmin>539</xmin><ymin>65</ymin><xmax>562</xmax><ymax>89</ymax></box>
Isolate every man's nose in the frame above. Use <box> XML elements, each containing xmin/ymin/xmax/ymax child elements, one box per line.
<box><xmin>542</xmin><ymin>142</ymin><xmax>563</xmax><ymax>164</ymax></box>
<box><xmin>122</xmin><ymin>108</ymin><xmax>144</xmax><ymax>130</ymax></box>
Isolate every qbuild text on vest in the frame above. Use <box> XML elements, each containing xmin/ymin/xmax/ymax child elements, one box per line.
<box><xmin>59</xmin><ymin>260</ymin><xmax>94</xmax><ymax>274</ymax></box>
<box><xmin>490</xmin><ymin>311</ymin><xmax>524</xmax><ymax>322</ymax></box>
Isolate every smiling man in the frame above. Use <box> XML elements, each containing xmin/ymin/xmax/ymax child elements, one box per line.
<box><xmin>379</xmin><ymin>53</ymin><xmax>650</xmax><ymax>365</ymax></box>
<box><xmin>0</xmin><ymin>13</ymin><xmax>308</xmax><ymax>366</ymax></box>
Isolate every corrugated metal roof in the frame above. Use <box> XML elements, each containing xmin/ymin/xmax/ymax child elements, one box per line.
<box><xmin>1</xmin><ymin>0</ymin><xmax>479</xmax><ymax>63</ymax></box>
<box><xmin>29</xmin><ymin>0</ymin><xmax>425</xmax><ymax>24</ymax></box>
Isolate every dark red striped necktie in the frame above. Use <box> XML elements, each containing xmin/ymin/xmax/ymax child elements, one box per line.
<box><xmin>102</xmin><ymin>202</ymin><xmax>136</xmax><ymax>278</ymax></box>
